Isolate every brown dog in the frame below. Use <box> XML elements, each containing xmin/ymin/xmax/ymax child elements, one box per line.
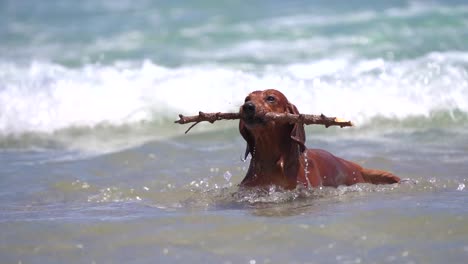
<box><xmin>239</xmin><ymin>89</ymin><xmax>400</xmax><ymax>189</ymax></box>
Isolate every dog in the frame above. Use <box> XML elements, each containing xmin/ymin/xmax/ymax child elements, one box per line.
<box><xmin>239</xmin><ymin>89</ymin><xmax>401</xmax><ymax>189</ymax></box>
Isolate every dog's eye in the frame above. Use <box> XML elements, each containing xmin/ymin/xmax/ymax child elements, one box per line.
<box><xmin>266</xmin><ymin>95</ymin><xmax>276</xmax><ymax>103</ymax></box>
<box><xmin>244</xmin><ymin>96</ymin><xmax>250</xmax><ymax>103</ymax></box>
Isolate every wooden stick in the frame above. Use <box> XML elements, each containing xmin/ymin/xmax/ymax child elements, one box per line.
<box><xmin>175</xmin><ymin>112</ymin><xmax>353</xmax><ymax>134</ymax></box>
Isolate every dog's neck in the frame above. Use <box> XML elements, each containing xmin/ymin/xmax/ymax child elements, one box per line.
<box><xmin>251</xmin><ymin>132</ymin><xmax>299</xmax><ymax>164</ymax></box>
<box><xmin>243</xmin><ymin>127</ymin><xmax>304</xmax><ymax>188</ymax></box>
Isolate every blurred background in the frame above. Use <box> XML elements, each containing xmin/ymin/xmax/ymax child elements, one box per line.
<box><xmin>1</xmin><ymin>1</ymin><xmax>467</xmax><ymax>263</ymax></box>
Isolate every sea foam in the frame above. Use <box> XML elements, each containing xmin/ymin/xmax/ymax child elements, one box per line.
<box><xmin>0</xmin><ymin>52</ymin><xmax>467</xmax><ymax>135</ymax></box>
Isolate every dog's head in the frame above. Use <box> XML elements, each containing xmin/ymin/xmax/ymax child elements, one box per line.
<box><xmin>239</xmin><ymin>89</ymin><xmax>306</xmax><ymax>159</ymax></box>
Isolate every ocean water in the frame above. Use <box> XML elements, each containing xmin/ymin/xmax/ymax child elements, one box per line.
<box><xmin>1</xmin><ymin>0</ymin><xmax>468</xmax><ymax>263</ymax></box>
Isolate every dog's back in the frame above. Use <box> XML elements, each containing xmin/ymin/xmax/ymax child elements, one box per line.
<box><xmin>302</xmin><ymin>149</ymin><xmax>400</xmax><ymax>188</ymax></box>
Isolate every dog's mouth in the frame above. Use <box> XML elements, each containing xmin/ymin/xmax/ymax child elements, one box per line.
<box><xmin>240</xmin><ymin>110</ymin><xmax>268</xmax><ymax>127</ymax></box>
<box><xmin>241</xmin><ymin>115</ymin><xmax>266</xmax><ymax>126</ymax></box>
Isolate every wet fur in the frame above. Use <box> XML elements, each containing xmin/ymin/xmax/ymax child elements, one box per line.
<box><xmin>239</xmin><ymin>89</ymin><xmax>400</xmax><ymax>189</ymax></box>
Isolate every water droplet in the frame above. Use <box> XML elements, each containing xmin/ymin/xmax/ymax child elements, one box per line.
<box><xmin>223</xmin><ymin>171</ymin><xmax>232</xmax><ymax>182</ymax></box>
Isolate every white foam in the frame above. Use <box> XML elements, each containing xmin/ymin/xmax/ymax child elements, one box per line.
<box><xmin>0</xmin><ymin>53</ymin><xmax>467</xmax><ymax>134</ymax></box>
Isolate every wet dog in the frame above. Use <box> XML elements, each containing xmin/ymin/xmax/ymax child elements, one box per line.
<box><xmin>239</xmin><ymin>89</ymin><xmax>400</xmax><ymax>189</ymax></box>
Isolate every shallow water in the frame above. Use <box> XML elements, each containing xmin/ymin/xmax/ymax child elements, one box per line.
<box><xmin>1</xmin><ymin>0</ymin><xmax>468</xmax><ymax>263</ymax></box>
<box><xmin>1</xmin><ymin>128</ymin><xmax>467</xmax><ymax>263</ymax></box>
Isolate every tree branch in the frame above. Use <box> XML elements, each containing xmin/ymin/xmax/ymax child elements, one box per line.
<box><xmin>175</xmin><ymin>112</ymin><xmax>353</xmax><ymax>134</ymax></box>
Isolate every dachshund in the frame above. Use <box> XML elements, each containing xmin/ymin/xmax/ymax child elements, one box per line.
<box><xmin>239</xmin><ymin>89</ymin><xmax>401</xmax><ymax>189</ymax></box>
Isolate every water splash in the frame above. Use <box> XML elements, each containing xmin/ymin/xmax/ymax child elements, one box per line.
<box><xmin>1</xmin><ymin>54</ymin><xmax>467</xmax><ymax>136</ymax></box>
<box><xmin>223</xmin><ymin>171</ymin><xmax>233</xmax><ymax>182</ymax></box>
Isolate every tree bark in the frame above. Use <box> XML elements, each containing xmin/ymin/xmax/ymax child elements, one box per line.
<box><xmin>175</xmin><ymin>112</ymin><xmax>353</xmax><ymax>134</ymax></box>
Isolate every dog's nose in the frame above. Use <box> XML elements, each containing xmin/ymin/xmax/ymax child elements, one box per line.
<box><xmin>242</xmin><ymin>102</ymin><xmax>256</xmax><ymax>115</ymax></box>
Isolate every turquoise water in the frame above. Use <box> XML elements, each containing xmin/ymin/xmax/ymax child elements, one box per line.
<box><xmin>2</xmin><ymin>0</ymin><xmax>468</xmax><ymax>66</ymax></box>
<box><xmin>1</xmin><ymin>1</ymin><xmax>468</xmax><ymax>263</ymax></box>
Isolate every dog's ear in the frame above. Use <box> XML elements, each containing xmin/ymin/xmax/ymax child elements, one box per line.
<box><xmin>287</xmin><ymin>102</ymin><xmax>306</xmax><ymax>152</ymax></box>
<box><xmin>239</xmin><ymin>119</ymin><xmax>255</xmax><ymax>159</ymax></box>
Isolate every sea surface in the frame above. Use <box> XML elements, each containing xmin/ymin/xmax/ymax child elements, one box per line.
<box><xmin>1</xmin><ymin>0</ymin><xmax>468</xmax><ymax>263</ymax></box>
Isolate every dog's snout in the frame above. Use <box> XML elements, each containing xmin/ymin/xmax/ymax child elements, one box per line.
<box><xmin>242</xmin><ymin>102</ymin><xmax>256</xmax><ymax>115</ymax></box>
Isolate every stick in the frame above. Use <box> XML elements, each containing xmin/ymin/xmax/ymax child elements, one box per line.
<box><xmin>175</xmin><ymin>112</ymin><xmax>353</xmax><ymax>134</ymax></box>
